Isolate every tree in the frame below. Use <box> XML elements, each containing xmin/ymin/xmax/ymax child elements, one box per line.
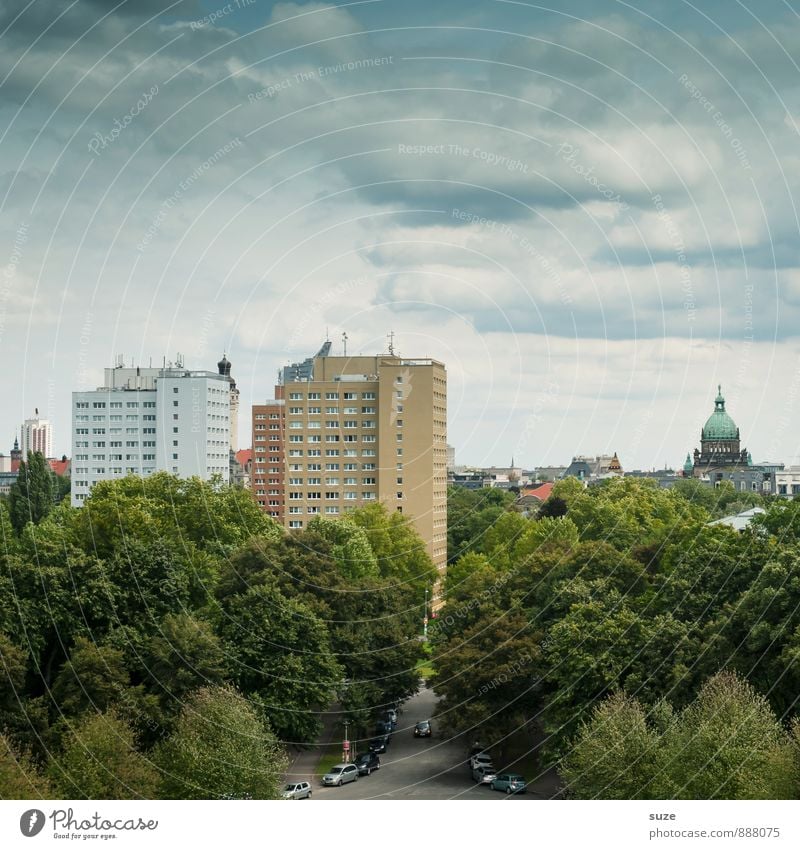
<box><xmin>217</xmin><ymin>584</ymin><xmax>342</xmax><ymax>743</ymax></box>
<box><xmin>560</xmin><ymin>692</ymin><xmax>662</xmax><ymax>799</ymax></box>
<box><xmin>349</xmin><ymin>503</ymin><xmax>436</xmax><ymax>595</ymax></box>
<box><xmin>144</xmin><ymin>613</ymin><xmax>227</xmax><ymax>706</ymax></box>
<box><xmin>0</xmin><ymin>633</ymin><xmax>27</xmax><ymax>724</ymax></box>
<box><xmin>47</xmin><ymin>710</ymin><xmax>159</xmax><ymax>799</ymax></box>
<box><xmin>562</xmin><ymin>673</ymin><xmax>796</xmax><ymax>799</ymax></box>
<box><xmin>8</xmin><ymin>452</ymin><xmax>57</xmax><ymax>533</ymax></box>
<box><xmin>155</xmin><ymin>685</ymin><xmax>287</xmax><ymax>799</ymax></box>
<box><xmin>307</xmin><ymin>516</ymin><xmax>378</xmax><ymax>580</ymax></box>
<box><xmin>433</xmin><ymin>611</ymin><xmax>544</xmax><ymax>750</ymax></box>
<box><xmin>52</xmin><ymin>637</ymin><xmax>131</xmax><ymax>717</ymax></box>
<box><xmin>0</xmin><ymin>733</ymin><xmax>51</xmax><ymax>798</ymax></box>
<box><xmin>658</xmin><ymin>672</ymin><xmax>795</xmax><ymax>799</ymax></box>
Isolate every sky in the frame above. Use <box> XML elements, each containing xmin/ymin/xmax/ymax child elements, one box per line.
<box><xmin>2</xmin><ymin>0</ymin><xmax>800</xmax><ymax>468</ymax></box>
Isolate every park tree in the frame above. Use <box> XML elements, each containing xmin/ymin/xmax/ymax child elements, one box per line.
<box><xmin>350</xmin><ymin>503</ymin><xmax>436</xmax><ymax>595</ymax></box>
<box><xmin>307</xmin><ymin>516</ymin><xmax>379</xmax><ymax>580</ymax></box>
<box><xmin>217</xmin><ymin>584</ymin><xmax>342</xmax><ymax>743</ymax></box>
<box><xmin>156</xmin><ymin>685</ymin><xmax>287</xmax><ymax>799</ymax></box>
<box><xmin>0</xmin><ymin>733</ymin><xmax>51</xmax><ymax>798</ymax></box>
<box><xmin>47</xmin><ymin>710</ymin><xmax>159</xmax><ymax>800</ymax></box>
<box><xmin>658</xmin><ymin>672</ymin><xmax>796</xmax><ymax>799</ymax></box>
<box><xmin>560</xmin><ymin>692</ymin><xmax>662</xmax><ymax>799</ymax></box>
<box><xmin>52</xmin><ymin>637</ymin><xmax>131</xmax><ymax>717</ymax></box>
<box><xmin>447</xmin><ymin>486</ymin><xmax>516</xmax><ymax>560</ymax></box>
<box><xmin>433</xmin><ymin>611</ymin><xmax>544</xmax><ymax>751</ymax></box>
<box><xmin>8</xmin><ymin>452</ymin><xmax>57</xmax><ymax>533</ymax></box>
<box><xmin>143</xmin><ymin>613</ymin><xmax>228</xmax><ymax>707</ymax></box>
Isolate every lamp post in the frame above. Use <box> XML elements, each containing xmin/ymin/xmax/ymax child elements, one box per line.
<box><xmin>343</xmin><ymin>718</ymin><xmax>350</xmax><ymax>763</ymax></box>
<box><xmin>423</xmin><ymin>588</ymin><xmax>429</xmax><ymax>638</ymax></box>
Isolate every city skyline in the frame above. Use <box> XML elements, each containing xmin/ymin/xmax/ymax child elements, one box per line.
<box><xmin>3</xmin><ymin>1</ymin><xmax>800</xmax><ymax>469</ymax></box>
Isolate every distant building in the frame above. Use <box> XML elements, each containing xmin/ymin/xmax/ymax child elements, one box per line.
<box><xmin>21</xmin><ymin>409</ymin><xmax>52</xmax><ymax>460</ymax></box>
<box><xmin>446</xmin><ymin>444</ymin><xmax>455</xmax><ymax>472</ymax></box>
<box><xmin>71</xmin><ymin>358</ymin><xmax>230</xmax><ymax>506</ymax></box>
<box><xmin>230</xmin><ymin>447</ymin><xmax>252</xmax><ymax>489</ymax></box>
<box><xmin>776</xmin><ymin>466</ymin><xmax>800</xmax><ymax>497</ymax></box>
<box><xmin>687</xmin><ymin>386</ymin><xmax>778</xmax><ymax>494</ymax></box>
<box><xmin>708</xmin><ymin>506</ymin><xmax>766</xmax><ymax>532</ymax></box>
<box><xmin>252</xmin><ymin>342</ymin><xmax>448</xmax><ymax>576</ymax></box>
<box><xmin>516</xmin><ymin>481</ymin><xmax>554</xmax><ymax>513</ymax></box>
<box><xmin>48</xmin><ymin>456</ymin><xmax>71</xmax><ymax>477</ymax></box>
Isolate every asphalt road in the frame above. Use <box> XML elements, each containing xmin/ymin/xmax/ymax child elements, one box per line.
<box><xmin>311</xmin><ymin>686</ymin><xmax>542</xmax><ymax>801</ymax></box>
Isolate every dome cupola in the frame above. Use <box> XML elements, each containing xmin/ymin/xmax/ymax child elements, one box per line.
<box><xmin>701</xmin><ymin>385</ymin><xmax>739</xmax><ymax>441</ymax></box>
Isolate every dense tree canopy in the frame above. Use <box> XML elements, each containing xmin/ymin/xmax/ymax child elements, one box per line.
<box><xmin>0</xmin><ymin>475</ymin><xmax>432</xmax><ymax>798</ymax></box>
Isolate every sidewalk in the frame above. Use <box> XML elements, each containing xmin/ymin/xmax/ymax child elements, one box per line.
<box><xmin>284</xmin><ymin>703</ymin><xmax>343</xmax><ymax>783</ymax></box>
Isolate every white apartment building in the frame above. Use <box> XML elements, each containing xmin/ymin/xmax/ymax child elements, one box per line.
<box><xmin>71</xmin><ymin>362</ymin><xmax>230</xmax><ymax>506</ymax></box>
<box><xmin>21</xmin><ymin>409</ymin><xmax>52</xmax><ymax>459</ymax></box>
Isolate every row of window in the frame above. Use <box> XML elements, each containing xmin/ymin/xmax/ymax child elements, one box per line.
<box><xmin>287</xmin><ymin>391</ymin><xmax>378</xmax><ymax>401</ymax></box>
<box><xmin>288</xmin><ymin>406</ymin><xmax>378</xmax><ymax>415</ymax></box>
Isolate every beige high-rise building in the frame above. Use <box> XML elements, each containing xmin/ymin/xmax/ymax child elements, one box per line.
<box><xmin>251</xmin><ymin>343</ymin><xmax>447</xmax><ymax>577</ymax></box>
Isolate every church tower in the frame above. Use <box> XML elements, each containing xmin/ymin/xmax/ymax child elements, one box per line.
<box><xmin>218</xmin><ymin>354</ymin><xmax>239</xmax><ymax>452</ymax></box>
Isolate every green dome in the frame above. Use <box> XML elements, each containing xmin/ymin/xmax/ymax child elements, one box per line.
<box><xmin>702</xmin><ymin>386</ymin><xmax>739</xmax><ymax>440</ymax></box>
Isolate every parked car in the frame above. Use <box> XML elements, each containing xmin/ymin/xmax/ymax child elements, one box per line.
<box><xmin>472</xmin><ymin>765</ymin><xmax>497</xmax><ymax>785</ymax></box>
<box><xmin>414</xmin><ymin>720</ymin><xmax>432</xmax><ymax>738</ymax></box>
<box><xmin>354</xmin><ymin>752</ymin><xmax>381</xmax><ymax>776</ymax></box>
<box><xmin>282</xmin><ymin>781</ymin><xmax>312</xmax><ymax>799</ymax></box>
<box><xmin>491</xmin><ymin>773</ymin><xmax>527</xmax><ymax>795</ymax></box>
<box><xmin>321</xmin><ymin>764</ymin><xmax>359</xmax><ymax>786</ymax></box>
<box><xmin>469</xmin><ymin>751</ymin><xmax>494</xmax><ymax>771</ymax></box>
<box><xmin>383</xmin><ymin>708</ymin><xmax>398</xmax><ymax>727</ymax></box>
<box><xmin>375</xmin><ymin>718</ymin><xmax>393</xmax><ymax>736</ymax></box>
<box><xmin>369</xmin><ymin>735</ymin><xmax>390</xmax><ymax>753</ymax></box>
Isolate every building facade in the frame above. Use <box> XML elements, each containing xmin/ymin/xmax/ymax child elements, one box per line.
<box><xmin>252</xmin><ymin>345</ymin><xmax>447</xmax><ymax>576</ymax></box>
<box><xmin>251</xmin><ymin>397</ymin><xmax>286</xmax><ymax>521</ymax></box>
<box><xmin>21</xmin><ymin>409</ymin><xmax>52</xmax><ymax>459</ymax></box>
<box><xmin>71</xmin><ymin>361</ymin><xmax>230</xmax><ymax>506</ymax></box>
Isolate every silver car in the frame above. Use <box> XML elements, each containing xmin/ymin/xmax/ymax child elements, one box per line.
<box><xmin>322</xmin><ymin>764</ymin><xmax>359</xmax><ymax>786</ymax></box>
<box><xmin>282</xmin><ymin>781</ymin><xmax>312</xmax><ymax>799</ymax></box>
<box><xmin>472</xmin><ymin>764</ymin><xmax>497</xmax><ymax>785</ymax></box>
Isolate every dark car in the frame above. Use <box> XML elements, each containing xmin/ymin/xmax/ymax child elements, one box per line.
<box><xmin>375</xmin><ymin>719</ymin><xmax>393</xmax><ymax>736</ymax></box>
<box><xmin>369</xmin><ymin>735</ymin><xmax>390</xmax><ymax>753</ymax></box>
<box><xmin>380</xmin><ymin>710</ymin><xmax>398</xmax><ymax>729</ymax></box>
<box><xmin>414</xmin><ymin>720</ymin><xmax>432</xmax><ymax>738</ymax></box>
<box><xmin>354</xmin><ymin>752</ymin><xmax>381</xmax><ymax>775</ymax></box>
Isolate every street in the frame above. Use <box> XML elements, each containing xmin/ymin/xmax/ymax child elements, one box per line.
<box><xmin>293</xmin><ymin>686</ymin><xmax>560</xmax><ymax>800</ymax></box>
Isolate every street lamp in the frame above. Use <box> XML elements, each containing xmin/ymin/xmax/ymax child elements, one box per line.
<box><xmin>423</xmin><ymin>588</ymin><xmax>429</xmax><ymax>638</ymax></box>
<box><xmin>343</xmin><ymin>718</ymin><xmax>350</xmax><ymax>763</ymax></box>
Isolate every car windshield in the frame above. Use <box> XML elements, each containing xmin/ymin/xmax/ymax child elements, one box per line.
<box><xmin>329</xmin><ymin>767</ymin><xmax>342</xmax><ymax>774</ymax></box>
<box><xmin>284</xmin><ymin>784</ymin><xmax>296</xmax><ymax>791</ymax></box>
<box><xmin>508</xmin><ymin>775</ymin><xmax>524</xmax><ymax>781</ymax></box>
<box><xmin>417</xmin><ymin>721</ymin><xmax>429</xmax><ymax>728</ymax></box>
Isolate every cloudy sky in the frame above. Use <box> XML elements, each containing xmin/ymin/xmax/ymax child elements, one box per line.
<box><xmin>2</xmin><ymin>0</ymin><xmax>800</xmax><ymax>467</ymax></box>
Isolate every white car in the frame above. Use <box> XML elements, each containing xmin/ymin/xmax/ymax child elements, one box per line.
<box><xmin>322</xmin><ymin>764</ymin><xmax>359</xmax><ymax>786</ymax></box>
<box><xmin>282</xmin><ymin>781</ymin><xmax>312</xmax><ymax>799</ymax></box>
<box><xmin>472</xmin><ymin>765</ymin><xmax>497</xmax><ymax>785</ymax></box>
<box><xmin>469</xmin><ymin>752</ymin><xmax>494</xmax><ymax>771</ymax></box>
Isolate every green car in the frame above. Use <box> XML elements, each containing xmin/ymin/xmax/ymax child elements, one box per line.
<box><xmin>490</xmin><ymin>773</ymin><xmax>527</xmax><ymax>794</ymax></box>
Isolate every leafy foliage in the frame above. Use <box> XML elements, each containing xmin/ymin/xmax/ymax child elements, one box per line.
<box><xmin>155</xmin><ymin>685</ymin><xmax>287</xmax><ymax>800</ymax></box>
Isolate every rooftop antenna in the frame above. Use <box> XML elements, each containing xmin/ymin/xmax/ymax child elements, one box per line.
<box><xmin>325</xmin><ymin>325</ymin><xmax>330</xmax><ymax>342</ymax></box>
<box><xmin>342</xmin><ymin>331</ymin><xmax>348</xmax><ymax>357</ymax></box>
<box><xmin>388</xmin><ymin>330</ymin><xmax>395</xmax><ymax>355</ymax></box>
